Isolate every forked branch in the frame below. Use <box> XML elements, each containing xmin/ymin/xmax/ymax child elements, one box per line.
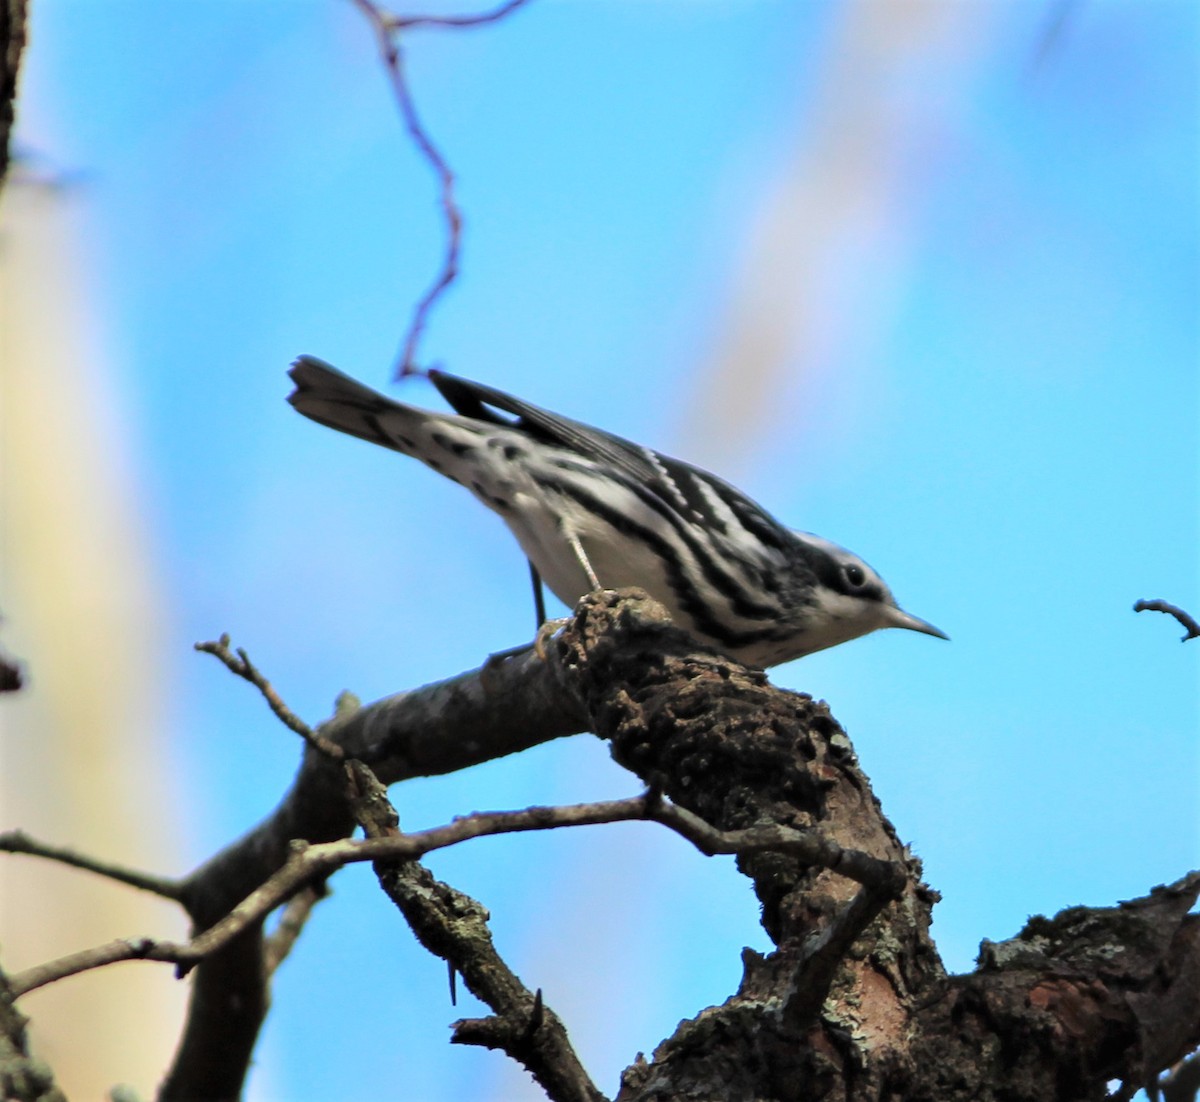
<box><xmin>7</xmin><ymin>784</ymin><xmax>901</xmax><ymax>999</ymax></box>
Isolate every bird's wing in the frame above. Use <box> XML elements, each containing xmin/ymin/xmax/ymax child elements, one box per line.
<box><xmin>429</xmin><ymin>369</ymin><xmax>755</xmax><ymax>529</ymax></box>
<box><xmin>289</xmin><ymin>359</ymin><xmax>784</xmax><ymax>545</ymax></box>
<box><xmin>429</xmin><ymin>370</ymin><xmax>665</xmax><ymax>485</ymax></box>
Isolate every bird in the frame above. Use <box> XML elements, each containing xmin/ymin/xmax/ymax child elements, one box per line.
<box><xmin>287</xmin><ymin>356</ymin><xmax>946</xmax><ymax>668</ymax></box>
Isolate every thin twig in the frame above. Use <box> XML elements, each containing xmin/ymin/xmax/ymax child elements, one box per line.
<box><xmin>387</xmin><ymin>0</ymin><xmax>532</xmax><ymax>31</ymax></box>
<box><xmin>1134</xmin><ymin>600</ymin><xmax>1200</xmax><ymax>642</ymax></box>
<box><xmin>349</xmin><ymin>0</ymin><xmax>532</xmax><ymax>376</ymax></box>
<box><xmin>263</xmin><ymin>883</ymin><xmax>327</xmax><ymax>976</ymax></box>
<box><xmin>8</xmin><ymin>791</ymin><xmax>900</xmax><ymax>998</ymax></box>
<box><xmin>10</xmin><ymin>937</ymin><xmax>191</xmax><ymax>996</ymax></box>
<box><xmin>195</xmin><ymin>634</ymin><xmax>344</xmax><ymax>759</ymax></box>
<box><xmin>0</xmin><ymin>829</ymin><xmax>182</xmax><ymax>900</ymax></box>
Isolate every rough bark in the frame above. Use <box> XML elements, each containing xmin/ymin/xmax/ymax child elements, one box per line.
<box><xmin>554</xmin><ymin>591</ymin><xmax>1199</xmax><ymax>1102</ymax></box>
<box><xmin>0</xmin><ymin>966</ymin><xmax>67</xmax><ymax>1102</ymax></box>
<box><xmin>3</xmin><ymin>590</ymin><xmax>1194</xmax><ymax>1100</ymax></box>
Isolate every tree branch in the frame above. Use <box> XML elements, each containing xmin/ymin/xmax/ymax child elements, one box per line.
<box><xmin>12</xmin><ymin>781</ymin><xmax>902</xmax><ymax>999</ymax></box>
<box><xmin>0</xmin><ymin>830</ymin><xmax>182</xmax><ymax>900</ymax></box>
<box><xmin>162</xmin><ymin>632</ymin><xmax>587</xmax><ymax>1100</ymax></box>
<box><xmin>347</xmin><ymin>761</ymin><xmax>606</xmax><ymax>1102</ymax></box>
<box><xmin>1135</xmin><ymin>599</ymin><xmax>1200</xmax><ymax>641</ymax></box>
<box><xmin>8</xmin><ymin>939</ymin><xmax>186</xmax><ymax>999</ymax></box>
<box><xmin>195</xmin><ymin>634</ymin><xmax>344</xmax><ymax>760</ymax></box>
<box><xmin>349</xmin><ymin>0</ymin><xmax>532</xmax><ymax>376</ymax></box>
<box><xmin>384</xmin><ymin>0</ymin><xmax>532</xmax><ymax>32</ymax></box>
<box><xmin>0</xmin><ymin>960</ymin><xmax>66</xmax><ymax>1102</ymax></box>
<box><xmin>263</xmin><ymin>882</ymin><xmax>327</xmax><ymax>977</ymax></box>
<box><xmin>18</xmin><ymin>588</ymin><xmax>1191</xmax><ymax>1100</ymax></box>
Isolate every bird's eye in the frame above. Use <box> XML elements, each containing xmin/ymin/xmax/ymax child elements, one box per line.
<box><xmin>844</xmin><ymin>564</ymin><xmax>866</xmax><ymax>588</ymax></box>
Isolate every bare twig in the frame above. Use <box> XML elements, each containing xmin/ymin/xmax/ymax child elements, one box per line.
<box><xmin>0</xmin><ymin>829</ymin><xmax>182</xmax><ymax>901</ymax></box>
<box><xmin>8</xmin><ymin>938</ymin><xmax>189</xmax><ymax>997</ymax></box>
<box><xmin>195</xmin><ymin>634</ymin><xmax>344</xmax><ymax>759</ymax></box>
<box><xmin>7</xmin><ymin>790</ymin><xmax>900</xmax><ymax>999</ymax></box>
<box><xmin>163</xmin><ymin>630</ymin><xmax>585</xmax><ymax>1099</ymax></box>
<box><xmin>349</xmin><ymin>0</ymin><xmax>532</xmax><ymax>376</ymax></box>
<box><xmin>386</xmin><ymin>0</ymin><xmax>532</xmax><ymax>31</ymax></box>
<box><xmin>263</xmin><ymin>883</ymin><xmax>327</xmax><ymax>976</ymax></box>
<box><xmin>1134</xmin><ymin>600</ymin><xmax>1200</xmax><ymax>642</ymax></box>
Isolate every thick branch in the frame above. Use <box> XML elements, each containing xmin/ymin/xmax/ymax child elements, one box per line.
<box><xmin>91</xmin><ymin>588</ymin><xmax>1197</xmax><ymax>1101</ymax></box>
<box><xmin>159</xmin><ymin>588</ymin><xmax>935</xmax><ymax>1099</ymax></box>
<box><xmin>909</xmin><ymin>871</ymin><xmax>1200</xmax><ymax>1101</ymax></box>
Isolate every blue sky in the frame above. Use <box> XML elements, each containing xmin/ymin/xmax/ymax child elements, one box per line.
<box><xmin>9</xmin><ymin>2</ymin><xmax>1198</xmax><ymax>1099</ymax></box>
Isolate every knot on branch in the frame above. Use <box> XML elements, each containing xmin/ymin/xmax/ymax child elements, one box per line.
<box><xmin>556</xmin><ymin>589</ymin><xmax>914</xmax><ymax>948</ymax></box>
<box><xmin>557</xmin><ymin>589</ymin><xmax>831</xmax><ymax>816</ymax></box>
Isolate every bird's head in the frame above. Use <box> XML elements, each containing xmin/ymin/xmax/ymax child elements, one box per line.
<box><xmin>788</xmin><ymin>532</ymin><xmax>947</xmax><ymax>656</ymax></box>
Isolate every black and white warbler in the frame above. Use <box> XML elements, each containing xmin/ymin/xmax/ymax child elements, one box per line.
<box><xmin>288</xmin><ymin>356</ymin><xmax>946</xmax><ymax>667</ymax></box>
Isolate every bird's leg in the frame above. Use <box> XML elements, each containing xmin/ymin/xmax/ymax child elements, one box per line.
<box><xmin>482</xmin><ymin>562</ymin><xmax>564</xmax><ymax>684</ymax></box>
<box><xmin>488</xmin><ymin>534</ymin><xmax>598</xmax><ymax>682</ymax></box>
<box><xmin>524</xmin><ymin>525</ymin><xmax>598</xmax><ymax>659</ymax></box>
<box><xmin>562</xmin><ymin>526</ymin><xmax>601</xmax><ymax>591</ymax></box>
<box><xmin>527</xmin><ymin>559</ymin><xmax>566</xmax><ymax>659</ymax></box>
<box><xmin>529</xmin><ymin>560</ymin><xmax>548</xmax><ymax>630</ymax></box>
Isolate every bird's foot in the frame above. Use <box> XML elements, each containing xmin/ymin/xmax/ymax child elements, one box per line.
<box><xmin>534</xmin><ymin>617</ymin><xmax>569</xmax><ymax>660</ymax></box>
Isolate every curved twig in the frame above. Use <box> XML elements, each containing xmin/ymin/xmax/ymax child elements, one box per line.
<box><xmin>1134</xmin><ymin>599</ymin><xmax>1200</xmax><ymax>642</ymax></box>
<box><xmin>195</xmin><ymin>635</ymin><xmax>344</xmax><ymax>759</ymax></box>
<box><xmin>0</xmin><ymin>830</ymin><xmax>182</xmax><ymax>901</ymax></box>
<box><xmin>349</xmin><ymin>0</ymin><xmax>533</xmax><ymax>376</ymax></box>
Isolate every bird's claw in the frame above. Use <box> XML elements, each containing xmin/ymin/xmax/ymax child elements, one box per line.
<box><xmin>533</xmin><ymin>617</ymin><xmax>569</xmax><ymax>660</ymax></box>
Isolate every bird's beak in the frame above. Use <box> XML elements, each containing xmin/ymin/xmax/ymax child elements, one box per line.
<box><xmin>885</xmin><ymin>605</ymin><xmax>949</xmax><ymax>640</ymax></box>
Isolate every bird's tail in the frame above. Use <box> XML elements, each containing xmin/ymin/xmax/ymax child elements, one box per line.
<box><xmin>287</xmin><ymin>355</ymin><xmax>430</xmax><ymax>456</ymax></box>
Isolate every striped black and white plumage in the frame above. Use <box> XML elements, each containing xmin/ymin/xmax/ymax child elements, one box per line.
<box><xmin>287</xmin><ymin>356</ymin><xmax>946</xmax><ymax>668</ymax></box>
